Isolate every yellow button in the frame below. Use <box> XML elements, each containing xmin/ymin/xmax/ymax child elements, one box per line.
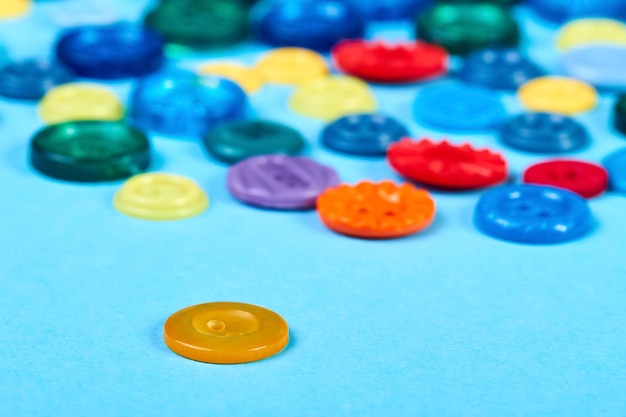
<box><xmin>556</xmin><ymin>19</ymin><xmax>626</xmax><ymax>50</ymax></box>
<box><xmin>198</xmin><ymin>62</ymin><xmax>263</xmax><ymax>93</ymax></box>
<box><xmin>0</xmin><ymin>0</ymin><xmax>30</xmax><ymax>19</ymax></box>
<box><xmin>518</xmin><ymin>76</ymin><xmax>597</xmax><ymax>115</ymax></box>
<box><xmin>163</xmin><ymin>302</ymin><xmax>289</xmax><ymax>364</ymax></box>
<box><xmin>39</xmin><ymin>83</ymin><xmax>125</xmax><ymax>125</ymax></box>
<box><xmin>290</xmin><ymin>76</ymin><xmax>377</xmax><ymax>120</ymax></box>
<box><xmin>256</xmin><ymin>47</ymin><xmax>328</xmax><ymax>85</ymax></box>
<box><xmin>114</xmin><ymin>173</ymin><xmax>209</xmax><ymax>221</ymax></box>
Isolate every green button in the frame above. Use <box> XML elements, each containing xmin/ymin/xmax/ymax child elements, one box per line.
<box><xmin>614</xmin><ymin>94</ymin><xmax>626</xmax><ymax>136</ymax></box>
<box><xmin>417</xmin><ymin>2</ymin><xmax>519</xmax><ymax>55</ymax></box>
<box><xmin>437</xmin><ymin>0</ymin><xmax>518</xmax><ymax>5</ymax></box>
<box><xmin>203</xmin><ymin>120</ymin><xmax>306</xmax><ymax>164</ymax></box>
<box><xmin>30</xmin><ymin>121</ymin><xmax>151</xmax><ymax>182</ymax></box>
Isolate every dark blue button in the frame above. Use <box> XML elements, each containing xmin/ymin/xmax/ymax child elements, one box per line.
<box><xmin>255</xmin><ymin>0</ymin><xmax>365</xmax><ymax>51</ymax></box>
<box><xmin>55</xmin><ymin>24</ymin><xmax>164</xmax><ymax>80</ymax></box>
<box><xmin>474</xmin><ymin>184</ymin><xmax>593</xmax><ymax>244</ymax></box>
<box><xmin>602</xmin><ymin>148</ymin><xmax>626</xmax><ymax>193</ymax></box>
<box><xmin>129</xmin><ymin>69</ymin><xmax>248</xmax><ymax>137</ymax></box>
<box><xmin>0</xmin><ymin>60</ymin><xmax>74</xmax><ymax>100</ymax></box>
<box><xmin>321</xmin><ymin>114</ymin><xmax>409</xmax><ymax>156</ymax></box>
<box><xmin>528</xmin><ymin>0</ymin><xmax>626</xmax><ymax>22</ymax></box>
<box><xmin>459</xmin><ymin>48</ymin><xmax>542</xmax><ymax>90</ymax></box>
<box><xmin>346</xmin><ymin>0</ymin><xmax>430</xmax><ymax>21</ymax></box>
<box><xmin>499</xmin><ymin>112</ymin><xmax>590</xmax><ymax>154</ymax></box>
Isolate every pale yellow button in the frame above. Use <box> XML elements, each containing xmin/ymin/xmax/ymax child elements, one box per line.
<box><xmin>518</xmin><ymin>76</ymin><xmax>598</xmax><ymax>115</ymax></box>
<box><xmin>556</xmin><ymin>19</ymin><xmax>626</xmax><ymax>50</ymax></box>
<box><xmin>290</xmin><ymin>76</ymin><xmax>377</xmax><ymax>120</ymax></box>
<box><xmin>39</xmin><ymin>83</ymin><xmax>125</xmax><ymax>125</ymax></box>
<box><xmin>256</xmin><ymin>47</ymin><xmax>328</xmax><ymax>85</ymax></box>
<box><xmin>0</xmin><ymin>0</ymin><xmax>30</xmax><ymax>19</ymax></box>
<box><xmin>114</xmin><ymin>173</ymin><xmax>209</xmax><ymax>221</ymax></box>
<box><xmin>198</xmin><ymin>62</ymin><xmax>263</xmax><ymax>93</ymax></box>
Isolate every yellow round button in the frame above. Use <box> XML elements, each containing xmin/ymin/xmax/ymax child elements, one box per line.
<box><xmin>518</xmin><ymin>76</ymin><xmax>597</xmax><ymax>115</ymax></box>
<box><xmin>164</xmin><ymin>302</ymin><xmax>289</xmax><ymax>364</ymax></box>
<box><xmin>0</xmin><ymin>0</ymin><xmax>30</xmax><ymax>19</ymax></box>
<box><xmin>256</xmin><ymin>47</ymin><xmax>328</xmax><ymax>85</ymax></box>
<box><xmin>39</xmin><ymin>83</ymin><xmax>125</xmax><ymax>125</ymax></box>
<box><xmin>198</xmin><ymin>62</ymin><xmax>263</xmax><ymax>93</ymax></box>
<box><xmin>556</xmin><ymin>18</ymin><xmax>626</xmax><ymax>50</ymax></box>
<box><xmin>114</xmin><ymin>173</ymin><xmax>209</xmax><ymax>221</ymax></box>
<box><xmin>290</xmin><ymin>76</ymin><xmax>377</xmax><ymax>120</ymax></box>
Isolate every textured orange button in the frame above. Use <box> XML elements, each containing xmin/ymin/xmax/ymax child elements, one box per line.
<box><xmin>317</xmin><ymin>181</ymin><xmax>436</xmax><ymax>239</ymax></box>
<box><xmin>164</xmin><ymin>302</ymin><xmax>289</xmax><ymax>364</ymax></box>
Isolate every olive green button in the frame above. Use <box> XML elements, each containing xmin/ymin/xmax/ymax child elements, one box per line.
<box><xmin>30</xmin><ymin>121</ymin><xmax>151</xmax><ymax>182</ymax></box>
<box><xmin>203</xmin><ymin>120</ymin><xmax>305</xmax><ymax>164</ymax></box>
<box><xmin>417</xmin><ymin>2</ymin><xmax>519</xmax><ymax>55</ymax></box>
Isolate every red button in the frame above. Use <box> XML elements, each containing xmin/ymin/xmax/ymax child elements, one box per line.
<box><xmin>332</xmin><ymin>40</ymin><xmax>448</xmax><ymax>83</ymax></box>
<box><xmin>387</xmin><ymin>138</ymin><xmax>508</xmax><ymax>189</ymax></box>
<box><xmin>523</xmin><ymin>159</ymin><xmax>608</xmax><ymax>198</ymax></box>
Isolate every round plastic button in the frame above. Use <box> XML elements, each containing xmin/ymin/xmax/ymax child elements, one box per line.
<box><xmin>51</xmin><ymin>0</ymin><xmax>119</xmax><ymax>27</ymax></box>
<box><xmin>346</xmin><ymin>0</ymin><xmax>430</xmax><ymax>20</ymax></box>
<box><xmin>532</xmin><ymin>2</ymin><xmax>626</xmax><ymax>24</ymax></box>
<box><xmin>30</xmin><ymin>121</ymin><xmax>151</xmax><ymax>182</ymax></box>
<box><xmin>0</xmin><ymin>59</ymin><xmax>74</xmax><ymax>100</ymax></box>
<box><xmin>227</xmin><ymin>155</ymin><xmax>339</xmax><ymax>209</ymax></box>
<box><xmin>474</xmin><ymin>184</ymin><xmax>594</xmax><ymax>244</ymax></box>
<box><xmin>459</xmin><ymin>48</ymin><xmax>542</xmax><ymax>90</ymax></box>
<box><xmin>416</xmin><ymin>2</ymin><xmax>519</xmax><ymax>55</ymax></box>
<box><xmin>602</xmin><ymin>148</ymin><xmax>626</xmax><ymax>193</ymax></box>
<box><xmin>55</xmin><ymin>24</ymin><xmax>165</xmax><ymax>80</ymax></box>
<box><xmin>388</xmin><ymin>138</ymin><xmax>508</xmax><ymax>189</ymax></box>
<box><xmin>255</xmin><ymin>0</ymin><xmax>365</xmax><ymax>51</ymax></box>
<box><xmin>523</xmin><ymin>160</ymin><xmax>608</xmax><ymax>199</ymax></box>
<box><xmin>614</xmin><ymin>94</ymin><xmax>626</xmax><ymax>137</ymax></box>
<box><xmin>556</xmin><ymin>19</ymin><xmax>626</xmax><ymax>50</ymax></box>
<box><xmin>130</xmin><ymin>70</ymin><xmax>248</xmax><ymax>137</ymax></box>
<box><xmin>413</xmin><ymin>83</ymin><xmax>506</xmax><ymax>130</ymax></box>
<box><xmin>114</xmin><ymin>173</ymin><xmax>209</xmax><ymax>221</ymax></box>
<box><xmin>321</xmin><ymin>113</ymin><xmax>409</xmax><ymax>156</ymax></box>
<box><xmin>561</xmin><ymin>45</ymin><xmax>626</xmax><ymax>89</ymax></box>
<box><xmin>0</xmin><ymin>0</ymin><xmax>30</xmax><ymax>19</ymax></box>
<box><xmin>203</xmin><ymin>120</ymin><xmax>305</xmax><ymax>164</ymax></box>
<box><xmin>317</xmin><ymin>181</ymin><xmax>436</xmax><ymax>239</ymax></box>
<box><xmin>39</xmin><ymin>83</ymin><xmax>124</xmax><ymax>125</ymax></box>
<box><xmin>290</xmin><ymin>76</ymin><xmax>377</xmax><ymax>121</ymax></box>
<box><xmin>163</xmin><ymin>302</ymin><xmax>289</xmax><ymax>364</ymax></box>
<box><xmin>255</xmin><ymin>48</ymin><xmax>328</xmax><ymax>85</ymax></box>
<box><xmin>332</xmin><ymin>40</ymin><xmax>448</xmax><ymax>84</ymax></box>
<box><xmin>198</xmin><ymin>62</ymin><xmax>263</xmax><ymax>93</ymax></box>
<box><xmin>518</xmin><ymin>77</ymin><xmax>598</xmax><ymax>116</ymax></box>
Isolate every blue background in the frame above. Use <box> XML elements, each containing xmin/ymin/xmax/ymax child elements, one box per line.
<box><xmin>1</xmin><ymin>1</ymin><xmax>625</xmax><ymax>416</ymax></box>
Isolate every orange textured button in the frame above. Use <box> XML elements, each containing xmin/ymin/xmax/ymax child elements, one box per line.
<box><xmin>163</xmin><ymin>302</ymin><xmax>289</xmax><ymax>364</ymax></box>
<box><xmin>317</xmin><ymin>181</ymin><xmax>436</xmax><ymax>239</ymax></box>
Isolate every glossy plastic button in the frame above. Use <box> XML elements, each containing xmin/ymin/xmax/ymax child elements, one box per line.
<box><xmin>0</xmin><ymin>0</ymin><xmax>30</xmax><ymax>19</ymax></box>
<box><xmin>518</xmin><ymin>77</ymin><xmax>597</xmax><ymax>116</ymax></box>
<box><xmin>321</xmin><ymin>113</ymin><xmax>409</xmax><ymax>156</ymax></box>
<box><xmin>614</xmin><ymin>94</ymin><xmax>626</xmax><ymax>136</ymax></box>
<box><xmin>602</xmin><ymin>148</ymin><xmax>626</xmax><ymax>193</ymax></box>
<box><xmin>556</xmin><ymin>19</ymin><xmax>626</xmax><ymax>50</ymax></box>
<box><xmin>255</xmin><ymin>48</ymin><xmax>328</xmax><ymax>85</ymax></box>
<box><xmin>30</xmin><ymin>121</ymin><xmax>151</xmax><ymax>182</ymax></box>
<box><xmin>499</xmin><ymin>112</ymin><xmax>590</xmax><ymax>154</ymax></box>
<box><xmin>561</xmin><ymin>45</ymin><xmax>626</xmax><ymax>89</ymax></box>
<box><xmin>203</xmin><ymin>120</ymin><xmax>305</xmax><ymax>164</ymax></box>
<box><xmin>39</xmin><ymin>83</ymin><xmax>124</xmax><ymax>125</ymax></box>
<box><xmin>114</xmin><ymin>173</ymin><xmax>209</xmax><ymax>221</ymax></box>
<box><xmin>163</xmin><ymin>302</ymin><xmax>289</xmax><ymax>364</ymax></box>
<box><xmin>523</xmin><ymin>160</ymin><xmax>608</xmax><ymax>199</ymax></box>
<box><xmin>459</xmin><ymin>48</ymin><xmax>542</xmax><ymax>90</ymax></box>
<box><xmin>198</xmin><ymin>62</ymin><xmax>263</xmax><ymax>93</ymax></box>
<box><xmin>317</xmin><ymin>181</ymin><xmax>436</xmax><ymax>239</ymax></box>
<box><xmin>388</xmin><ymin>138</ymin><xmax>508</xmax><ymax>189</ymax></box>
<box><xmin>346</xmin><ymin>0</ymin><xmax>430</xmax><ymax>20</ymax></box>
<box><xmin>474</xmin><ymin>184</ymin><xmax>594</xmax><ymax>244</ymax></box>
<box><xmin>290</xmin><ymin>76</ymin><xmax>377</xmax><ymax>121</ymax></box>
<box><xmin>332</xmin><ymin>40</ymin><xmax>448</xmax><ymax>84</ymax></box>
<box><xmin>413</xmin><ymin>83</ymin><xmax>506</xmax><ymax>130</ymax></box>
<box><xmin>0</xmin><ymin>60</ymin><xmax>74</xmax><ymax>100</ymax></box>
<box><xmin>56</xmin><ymin>24</ymin><xmax>164</xmax><ymax>80</ymax></box>
<box><xmin>228</xmin><ymin>155</ymin><xmax>339</xmax><ymax>209</ymax></box>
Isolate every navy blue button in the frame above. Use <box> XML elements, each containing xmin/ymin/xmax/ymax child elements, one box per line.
<box><xmin>56</xmin><ymin>24</ymin><xmax>164</xmax><ymax>80</ymax></box>
<box><xmin>499</xmin><ymin>112</ymin><xmax>590</xmax><ymax>154</ymax></box>
<box><xmin>528</xmin><ymin>0</ymin><xmax>626</xmax><ymax>22</ymax></box>
<box><xmin>474</xmin><ymin>184</ymin><xmax>593</xmax><ymax>244</ymax></box>
<box><xmin>413</xmin><ymin>83</ymin><xmax>506</xmax><ymax>130</ymax></box>
<box><xmin>255</xmin><ymin>0</ymin><xmax>365</xmax><ymax>51</ymax></box>
<box><xmin>0</xmin><ymin>60</ymin><xmax>74</xmax><ymax>100</ymax></box>
<box><xmin>321</xmin><ymin>114</ymin><xmax>409</xmax><ymax>156</ymax></box>
<box><xmin>129</xmin><ymin>69</ymin><xmax>248</xmax><ymax>137</ymax></box>
<box><xmin>346</xmin><ymin>0</ymin><xmax>430</xmax><ymax>21</ymax></box>
<box><xmin>603</xmin><ymin>148</ymin><xmax>626</xmax><ymax>193</ymax></box>
<box><xmin>459</xmin><ymin>48</ymin><xmax>542</xmax><ymax>90</ymax></box>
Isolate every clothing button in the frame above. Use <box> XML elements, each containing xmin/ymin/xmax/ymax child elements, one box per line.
<box><xmin>613</xmin><ymin>94</ymin><xmax>626</xmax><ymax>137</ymax></box>
<box><xmin>38</xmin><ymin>83</ymin><xmax>124</xmax><ymax>124</ymax></box>
<box><xmin>255</xmin><ymin>47</ymin><xmax>328</xmax><ymax>85</ymax></box>
<box><xmin>602</xmin><ymin>148</ymin><xmax>626</xmax><ymax>193</ymax></box>
<box><xmin>554</xmin><ymin>18</ymin><xmax>626</xmax><ymax>43</ymax></box>
<box><xmin>518</xmin><ymin>76</ymin><xmax>598</xmax><ymax>115</ymax></box>
<box><xmin>0</xmin><ymin>59</ymin><xmax>74</xmax><ymax>100</ymax></box>
<box><xmin>459</xmin><ymin>47</ymin><xmax>542</xmax><ymax>90</ymax></box>
<box><xmin>345</xmin><ymin>0</ymin><xmax>430</xmax><ymax>21</ymax></box>
<box><xmin>523</xmin><ymin>160</ymin><xmax>608</xmax><ymax>199</ymax></box>
<box><xmin>0</xmin><ymin>0</ymin><xmax>30</xmax><ymax>19</ymax></box>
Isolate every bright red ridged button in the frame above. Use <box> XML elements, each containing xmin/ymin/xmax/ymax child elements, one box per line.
<box><xmin>523</xmin><ymin>159</ymin><xmax>608</xmax><ymax>198</ymax></box>
<box><xmin>332</xmin><ymin>40</ymin><xmax>448</xmax><ymax>83</ymax></box>
<box><xmin>387</xmin><ymin>138</ymin><xmax>508</xmax><ymax>189</ymax></box>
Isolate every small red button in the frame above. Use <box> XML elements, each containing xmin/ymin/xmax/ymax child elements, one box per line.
<box><xmin>523</xmin><ymin>159</ymin><xmax>608</xmax><ymax>198</ymax></box>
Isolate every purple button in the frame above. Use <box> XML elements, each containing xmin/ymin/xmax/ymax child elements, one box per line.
<box><xmin>227</xmin><ymin>155</ymin><xmax>340</xmax><ymax>209</ymax></box>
